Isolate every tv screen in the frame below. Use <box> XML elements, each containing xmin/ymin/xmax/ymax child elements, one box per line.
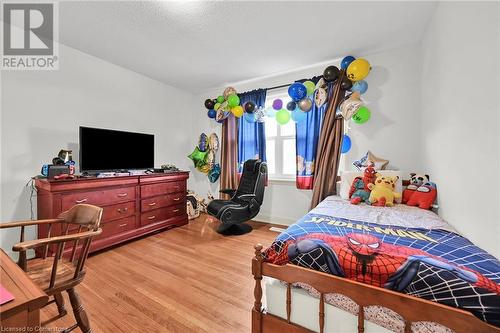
<box><xmin>79</xmin><ymin>127</ymin><xmax>154</xmax><ymax>171</ymax></box>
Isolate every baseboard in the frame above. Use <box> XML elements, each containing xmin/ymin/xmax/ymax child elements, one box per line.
<box><xmin>253</xmin><ymin>213</ymin><xmax>297</xmax><ymax>226</ymax></box>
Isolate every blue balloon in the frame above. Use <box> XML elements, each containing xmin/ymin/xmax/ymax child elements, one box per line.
<box><xmin>288</xmin><ymin>82</ymin><xmax>307</xmax><ymax>101</ymax></box>
<box><xmin>341</xmin><ymin>56</ymin><xmax>356</xmax><ymax>70</ymax></box>
<box><xmin>207</xmin><ymin>109</ymin><xmax>216</xmax><ymax>119</ymax></box>
<box><xmin>341</xmin><ymin>134</ymin><xmax>352</xmax><ymax>154</ymax></box>
<box><xmin>244</xmin><ymin>112</ymin><xmax>256</xmax><ymax>123</ymax></box>
<box><xmin>291</xmin><ymin>108</ymin><xmax>307</xmax><ymax>123</ymax></box>
<box><xmin>266</xmin><ymin>107</ymin><xmax>277</xmax><ymax>118</ymax></box>
<box><xmin>351</xmin><ymin>80</ymin><xmax>368</xmax><ymax>94</ymax></box>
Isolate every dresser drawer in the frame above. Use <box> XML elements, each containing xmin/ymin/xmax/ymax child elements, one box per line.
<box><xmin>141</xmin><ymin>203</ymin><xmax>186</xmax><ymax>226</ymax></box>
<box><xmin>101</xmin><ymin>201</ymin><xmax>136</xmax><ymax>222</ymax></box>
<box><xmin>95</xmin><ymin>216</ymin><xmax>135</xmax><ymax>240</ymax></box>
<box><xmin>61</xmin><ymin>186</ymin><xmax>136</xmax><ymax>211</ymax></box>
<box><xmin>141</xmin><ymin>193</ymin><xmax>186</xmax><ymax>212</ymax></box>
<box><xmin>140</xmin><ymin>181</ymin><xmax>185</xmax><ymax>198</ymax></box>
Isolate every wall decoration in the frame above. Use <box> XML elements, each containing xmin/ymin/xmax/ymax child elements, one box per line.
<box><xmin>276</xmin><ymin>109</ymin><xmax>291</xmax><ymax>125</ymax></box>
<box><xmin>244</xmin><ymin>112</ymin><xmax>256</xmax><ymax>123</ymax></box>
<box><xmin>341</xmin><ymin>134</ymin><xmax>352</xmax><ymax>153</ymax></box>
<box><xmin>339</xmin><ymin>91</ymin><xmax>363</xmax><ymax>120</ymax></box>
<box><xmin>286</xmin><ymin>101</ymin><xmax>297</xmax><ymax>111</ymax></box>
<box><xmin>351</xmin><ymin>80</ymin><xmax>368</xmax><ymax>94</ymax></box>
<box><xmin>244</xmin><ymin>101</ymin><xmax>256</xmax><ymax>113</ymax></box>
<box><xmin>303</xmin><ymin>80</ymin><xmax>316</xmax><ymax>96</ymax></box>
<box><xmin>352</xmin><ymin>106</ymin><xmax>371</xmax><ymax>124</ymax></box>
<box><xmin>288</xmin><ymin>82</ymin><xmax>307</xmax><ymax>101</ymax></box>
<box><xmin>298</xmin><ymin>97</ymin><xmax>313</xmax><ymax>112</ymax></box>
<box><xmin>346</xmin><ymin>58</ymin><xmax>371</xmax><ymax>81</ymax></box>
<box><xmin>272</xmin><ymin>98</ymin><xmax>283</xmax><ymax>110</ymax></box>
<box><xmin>188</xmin><ymin>133</ymin><xmax>221</xmax><ymax>183</ymax></box>
<box><xmin>341</xmin><ymin>55</ymin><xmax>356</xmax><ymax>69</ymax></box>
<box><xmin>323</xmin><ymin>65</ymin><xmax>340</xmax><ymax>82</ymax></box>
<box><xmin>204</xmin><ymin>87</ymin><xmax>244</xmax><ymax>123</ymax></box>
<box><xmin>291</xmin><ymin>108</ymin><xmax>307</xmax><ymax>123</ymax></box>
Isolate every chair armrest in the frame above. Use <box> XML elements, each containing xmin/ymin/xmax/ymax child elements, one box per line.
<box><xmin>237</xmin><ymin>194</ymin><xmax>256</xmax><ymax>201</ymax></box>
<box><xmin>219</xmin><ymin>188</ymin><xmax>237</xmax><ymax>196</ymax></box>
<box><xmin>12</xmin><ymin>229</ymin><xmax>102</xmax><ymax>252</ymax></box>
<box><xmin>0</xmin><ymin>218</ymin><xmax>64</xmax><ymax>229</ymax></box>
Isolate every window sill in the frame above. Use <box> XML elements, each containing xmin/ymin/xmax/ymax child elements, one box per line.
<box><xmin>268</xmin><ymin>178</ymin><xmax>296</xmax><ymax>185</ymax></box>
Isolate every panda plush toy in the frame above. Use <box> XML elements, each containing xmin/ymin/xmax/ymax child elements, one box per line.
<box><xmin>402</xmin><ymin>173</ymin><xmax>430</xmax><ymax>204</ymax></box>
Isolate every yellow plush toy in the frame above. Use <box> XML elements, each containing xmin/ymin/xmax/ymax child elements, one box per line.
<box><xmin>367</xmin><ymin>174</ymin><xmax>401</xmax><ymax>207</ymax></box>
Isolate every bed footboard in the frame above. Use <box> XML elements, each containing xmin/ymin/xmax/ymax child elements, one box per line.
<box><xmin>252</xmin><ymin>244</ymin><xmax>500</xmax><ymax>333</ymax></box>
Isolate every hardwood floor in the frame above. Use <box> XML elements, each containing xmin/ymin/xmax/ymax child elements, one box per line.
<box><xmin>42</xmin><ymin>215</ymin><xmax>279</xmax><ymax>333</ymax></box>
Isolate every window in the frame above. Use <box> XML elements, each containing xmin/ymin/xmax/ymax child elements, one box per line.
<box><xmin>265</xmin><ymin>89</ymin><xmax>296</xmax><ymax>180</ymax></box>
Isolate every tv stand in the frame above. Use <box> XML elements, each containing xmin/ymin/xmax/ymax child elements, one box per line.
<box><xmin>35</xmin><ymin>172</ymin><xmax>189</xmax><ymax>255</ymax></box>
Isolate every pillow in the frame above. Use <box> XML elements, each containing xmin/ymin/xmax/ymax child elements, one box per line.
<box><xmin>353</xmin><ymin>151</ymin><xmax>389</xmax><ymax>171</ymax></box>
<box><xmin>340</xmin><ymin>170</ymin><xmax>403</xmax><ymax>203</ymax></box>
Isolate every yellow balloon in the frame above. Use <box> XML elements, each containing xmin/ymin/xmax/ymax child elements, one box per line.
<box><xmin>231</xmin><ymin>105</ymin><xmax>244</xmax><ymax>118</ymax></box>
<box><xmin>346</xmin><ymin>58</ymin><xmax>371</xmax><ymax>81</ymax></box>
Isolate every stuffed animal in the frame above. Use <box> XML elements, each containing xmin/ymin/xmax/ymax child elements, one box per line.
<box><xmin>349</xmin><ymin>165</ymin><xmax>376</xmax><ymax>204</ymax></box>
<box><xmin>406</xmin><ymin>182</ymin><xmax>437</xmax><ymax>210</ymax></box>
<box><xmin>368</xmin><ymin>175</ymin><xmax>401</xmax><ymax>207</ymax></box>
<box><xmin>403</xmin><ymin>173</ymin><xmax>430</xmax><ymax>204</ymax></box>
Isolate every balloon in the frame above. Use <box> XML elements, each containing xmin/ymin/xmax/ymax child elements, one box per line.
<box><xmin>244</xmin><ymin>112</ymin><xmax>256</xmax><ymax>123</ymax></box>
<box><xmin>272</xmin><ymin>99</ymin><xmax>283</xmax><ymax>110</ymax></box>
<box><xmin>298</xmin><ymin>97</ymin><xmax>313</xmax><ymax>112</ymax></box>
<box><xmin>323</xmin><ymin>65</ymin><xmax>340</xmax><ymax>82</ymax></box>
<box><xmin>231</xmin><ymin>105</ymin><xmax>244</xmax><ymax>118</ymax></box>
<box><xmin>340</xmin><ymin>77</ymin><xmax>353</xmax><ymax>90</ymax></box>
<box><xmin>204</xmin><ymin>99</ymin><xmax>215</xmax><ymax>109</ymax></box>
<box><xmin>208</xmin><ymin>163</ymin><xmax>221</xmax><ymax>183</ymax></box>
<box><xmin>254</xmin><ymin>107</ymin><xmax>266</xmax><ymax>123</ymax></box>
<box><xmin>216</xmin><ymin>108</ymin><xmax>230</xmax><ymax>122</ymax></box>
<box><xmin>276</xmin><ymin>109</ymin><xmax>291</xmax><ymax>125</ymax></box>
<box><xmin>288</xmin><ymin>82</ymin><xmax>307</xmax><ymax>101</ymax></box>
<box><xmin>292</xmin><ymin>109</ymin><xmax>307</xmax><ymax>123</ymax></box>
<box><xmin>341</xmin><ymin>56</ymin><xmax>356</xmax><ymax>70</ymax></box>
<box><xmin>266</xmin><ymin>107</ymin><xmax>277</xmax><ymax>118</ymax></box>
<box><xmin>339</xmin><ymin>92</ymin><xmax>363</xmax><ymax>120</ymax></box>
<box><xmin>244</xmin><ymin>101</ymin><xmax>256</xmax><ymax>113</ymax></box>
<box><xmin>352</xmin><ymin>106</ymin><xmax>371</xmax><ymax>124</ymax></box>
<box><xmin>187</xmin><ymin>147</ymin><xmax>208</xmax><ymax>168</ymax></box>
<box><xmin>217</xmin><ymin>95</ymin><xmax>225</xmax><ymax>103</ymax></box>
<box><xmin>214</xmin><ymin>102</ymin><xmax>221</xmax><ymax>110</ymax></box>
<box><xmin>223</xmin><ymin>87</ymin><xmax>237</xmax><ymax>98</ymax></box>
<box><xmin>314</xmin><ymin>88</ymin><xmax>327</xmax><ymax>107</ymax></box>
<box><xmin>207</xmin><ymin>109</ymin><xmax>216</xmax><ymax>119</ymax></box>
<box><xmin>303</xmin><ymin>80</ymin><xmax>316</xmax><ymax>96</ymax></box>
<box><xmin>347</xmin><ymin>58</ymin><xmax>371</xmax><ymax>81</ymax></box>
<box><xmin>198</xmin><ymin>133</ymin><xmax>208</xmax><ymax>152</ymax></box>
<box><xmin>227</xmin><ymin>94</ymin><xmax>240</xmax><ymax>108</ymax></box>
<box><xmin>286</xmin><ymin>101</ymin><xmax>297</xmax><ymax>111</ymax></box>
<box><xmin>351</xmin><ymin>80</ymin><xmax>368</xmax><ymax>94</ymax></box>
<box><xmin>341</xmin><ymin>135</ymin><xmax>352</xmax><ymax>153</ymax></box>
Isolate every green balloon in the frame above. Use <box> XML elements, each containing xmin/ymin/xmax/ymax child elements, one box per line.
<box><xmin>303</xmin><ymin>80</ymin><xmax>315</xmax><ymax>96</ymax></box>
<box><xmin>227</xmin><ymin>94</ymin><xmax>240</xmax><ymax>108</ymax></box>
<box><xmin>187</xmin><ymin>147</ymin><xmax>208</xmax><ymax>168</ymax></box>
<box><xmin>276</xmin><ymin>109</ymin><xmax>291</xmax><ymax>125</ymax></box>
<box><xmin>217</xmin><ymin>95</ymin><xmax>225</xmax><ymax>103</ymax></box>
<box><xmin>352</xmin><ymin>106</ymin><xmax>371</xmax><ymax>124</ymax></box>
<box><xmin>214</xmin><ymin>102</ymin><xmax>221</xmax><ymax>110</ymax></box>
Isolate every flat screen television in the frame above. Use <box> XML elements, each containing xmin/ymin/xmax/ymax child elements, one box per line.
<box><xmin>79</xmin><ymin>126</ymin><xmax>154</xmax><ymax>172</ymax></box>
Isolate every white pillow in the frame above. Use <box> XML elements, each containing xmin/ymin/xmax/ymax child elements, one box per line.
<box><xmin>339</xmin><ymin>170</ymin><xmax>403</xmax><ymax>203</ymax></box>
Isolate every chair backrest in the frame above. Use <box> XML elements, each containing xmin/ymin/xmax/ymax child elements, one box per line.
<box><xmin>235</xmin><ymin>159</ymin><xmax>267</xmax><ymax>205</ymax></box>
<box><xmin>58</xmin><ymin>204</ymin><xmax>102</xmax><ymax>231</ymax></box>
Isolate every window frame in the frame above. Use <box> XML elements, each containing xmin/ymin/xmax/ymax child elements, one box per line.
<box><xmin>264</xmin><ymin>89</ymin><xmax>296</xmax><ymax>181</ymax></box>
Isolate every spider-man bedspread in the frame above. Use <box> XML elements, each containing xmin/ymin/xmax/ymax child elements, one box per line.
<box><xmin>264</xmin><ymin>196</ymin><xmax>500</xmax><ymax>327</ymax></box>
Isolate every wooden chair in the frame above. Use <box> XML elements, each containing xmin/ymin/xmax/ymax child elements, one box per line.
<box><xmin>0</xmin><ymin>204</ymin><xmax>103</xmax><ymax>333</ymax></box>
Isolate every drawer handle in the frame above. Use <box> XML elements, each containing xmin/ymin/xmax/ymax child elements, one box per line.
<box><xmin>117</xmin><ymin>193</ymin><xmax>128</xmax><ymax>198</ymax></box>
<box><xmin>117</xmin><ymin>208</ymin><xmax>128</xmax><ymax>213</ymax></box>
<box><xmin>148</xmin><ymin>202</ymin><xmax>157</xmax><ymax>206</ymax></box>
<box><xmin>147</xmin><ymin>215</ymin><xmax>156</xmax><ymax>220</ymax></box>
<box><xmin>173</xmin><ymin>197</ymin><xmax>180</xmax><ymax>201</ymax></box>
<box><xmin>119</xmin><ymin>223</ymin><xmax>128</xmax><ymax>227</ymax></box>
<box><xmin>75</xmin><ymin>198</ymin><xmax>88</xmax><ymax>203</ymax></box>
<box><xmin>172</xmin><ymin>209</ymin><xmax>180</xmax><ymax>213</ymax></box>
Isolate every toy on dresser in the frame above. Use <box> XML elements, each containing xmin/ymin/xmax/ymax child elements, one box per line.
<box><xmin>403</xmin><ymin>173</ymin><xmax>437</xmax><ymax>210</ymax></box>
<box><xmin>349</xmin><ymin>165</ymin><xmax>377</xmax><ymax>204</ymax></box>
<box><xmin>367</xmin><ymin>174</ymin><xmax>401</xmax><ymax>207</ymax></box>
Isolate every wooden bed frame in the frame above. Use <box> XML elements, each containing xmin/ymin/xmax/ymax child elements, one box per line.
<box><xmin>252</xmin><ymin>244</ymin><xmax>500</xmax><ymax>333</ymax></box>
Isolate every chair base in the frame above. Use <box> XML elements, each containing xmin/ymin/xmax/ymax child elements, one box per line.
<box><xmin>217</xmin><ymin>222</ymin><xmax>253</xmax><ymax>235</ymax></box>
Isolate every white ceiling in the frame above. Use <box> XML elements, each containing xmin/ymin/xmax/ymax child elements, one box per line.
<box><xmin>59</xmin><ymin>1</ymin><xmax>437</xmax><ymax>94</ymax></box>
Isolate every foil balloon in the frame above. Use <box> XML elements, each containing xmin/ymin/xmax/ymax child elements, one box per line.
<box><xmin>339</xmin><ymin>92</ymin><xmax>363</xmax><ymax>120</ymax></box>
<box><xmin>314</xmin><ymin>88</ymin><xmax>327</xmax><ymax>107</ymax></box>
<box><xmin>223</xmin><ymin>87</ymin><xmax>237</xmax><ymax>98</ymax></box>
<box><xmin>188</xmin><ymin>147</ymin><xmax>208</xmax><ymax>168</ymax></box>
<box><xmin>254</xmin><ymin>106</ymin><xmax>266</xmax><ymax>123</ymax></box>
<box><xmin>208</xmin><ymin>163</ymin><xmax>221</xmax><ymax>183</ymax></box>
<box><xmin>216</xmin><ymin>108</ymin><xmax>230</xmax><ymax>122</ymax></box>
<box><xmin>198</xmin><ymin>133</ymin><xmax>208</xmax><ymax>152</ymax></box>
<box><xmin>209</xmin><ymin>133</ymin><xmax>219</xmax><ymax>151</ymax></box>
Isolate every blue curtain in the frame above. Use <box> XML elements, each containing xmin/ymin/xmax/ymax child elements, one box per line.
<box><xmin>295</xmin><ymin>76</ymin><xmax>330</xmax><ymax>189</ymax></box>
<box><xmin>237</xmin><ymin>89</ymin><xmax>267</xmax><ymax>173</ymax></box>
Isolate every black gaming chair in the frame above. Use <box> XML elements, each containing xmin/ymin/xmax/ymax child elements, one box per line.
<box><xmin>207</xmin><ymin>159</ymin><xmax>267</xmax><ymax>235</ymax></box>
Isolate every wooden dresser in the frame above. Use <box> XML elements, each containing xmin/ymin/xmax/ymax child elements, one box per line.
<box><xmin>35</xmin><ymin>172</ymin><xmax>189</xmax><ymax>255</ymax></box>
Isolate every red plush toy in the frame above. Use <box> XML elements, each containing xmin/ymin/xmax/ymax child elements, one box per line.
<box><xmin>402</xmin><ymin>173</ymin><xmax>429</xmax><ymax>204</ymax></box>
<box><xmin>406</xmin><ymin>182</ymin><xmax>437</xmax><ymax>210</ymax></box>
<box><xmin>349</xmin><ymin>164</ymin><xmax>376</xmax><ymax>205</ymax></box>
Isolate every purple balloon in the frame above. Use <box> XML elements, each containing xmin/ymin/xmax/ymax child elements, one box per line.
<box><xmin>272</xmin><ymin>99</ymin><xmax>283</xmax><ymax>110</ymax></box>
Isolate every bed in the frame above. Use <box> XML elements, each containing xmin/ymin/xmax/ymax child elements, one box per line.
<box><xmin>252</xmin><ymin>196</ymin><xmax>500</xmax><ymax>333</ymax></box>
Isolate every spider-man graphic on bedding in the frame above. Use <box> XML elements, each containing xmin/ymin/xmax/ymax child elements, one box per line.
<box><xmin>264</xmin><ymin>214</ymin><xmax>500</xmax><ymax>327</ymax></box>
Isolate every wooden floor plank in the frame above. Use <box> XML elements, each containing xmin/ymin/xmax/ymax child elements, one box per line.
<box><xmin>41</xmin><ymin>215</ymin><xmax>279</xmax><ymax>332</ymax></box>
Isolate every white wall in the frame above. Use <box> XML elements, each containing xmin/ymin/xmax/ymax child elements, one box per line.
<box><xmin>191</xmin><ymin>43</ymin><xmax>424</xmax><ymax>225</ymax></box>
<box><xmin>420</xmin><ymin>2</ymin><xmax>499</xmax><ymax>257</ymax></box>
<box><xmin>0</xmin><ymin>43</ymin><xmax>196</xmax><ymax>257</ymax></box>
